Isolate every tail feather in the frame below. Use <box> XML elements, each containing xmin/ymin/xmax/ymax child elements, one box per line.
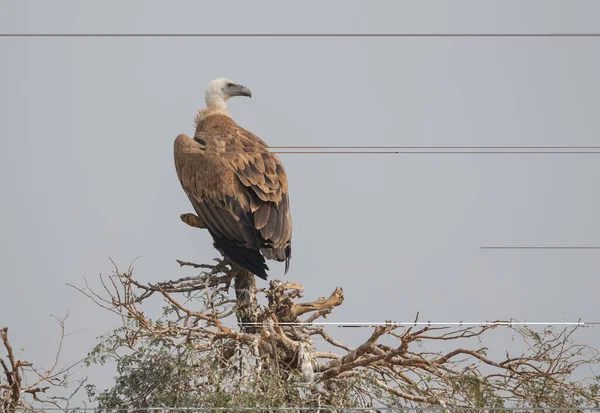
<box><xmin>214</xmin><ymin>239</ymin><xmax>269</xmax><ymax>280</ymax></box>
<box><xmin>284</xmin><ymin>245</ymin><xmax>291</xmax><ymax>274</ymax></box>
<box><xmin>260</xmin><ymin>245</ymin><xmax>292</xmax><ymax>274</ymax></box>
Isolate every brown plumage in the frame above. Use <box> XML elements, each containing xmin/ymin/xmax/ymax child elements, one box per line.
<box><xmin>173</xmin><ymin>78</ymin><xmax>292</xmax><ymax>279</ymax></box>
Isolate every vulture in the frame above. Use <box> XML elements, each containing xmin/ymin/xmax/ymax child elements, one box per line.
<box><xmin>174</xmin><ymin>78</ymin><xmax>292</xmax><ymax>280</ymax></box>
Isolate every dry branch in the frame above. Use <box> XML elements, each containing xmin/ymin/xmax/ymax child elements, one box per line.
<box><xmin>74</xmin><ymin>258</ymin><xmax>600</xmax><ymax>409</ymax></box>
<box><xmin>1</xmin><ymin>318</ymin><xmax>85</xmax><ymax>412</ymax></box>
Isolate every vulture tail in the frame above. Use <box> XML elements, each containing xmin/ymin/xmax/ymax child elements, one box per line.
<box><xmin>284</xmin><ymin>245</ymin><xmax>291</xmax><ymax>274</ymax></box>
<box><xmin>213</xmin><ymin>239</ymin><xmax>269</xmax><ymax>280</ymax></box>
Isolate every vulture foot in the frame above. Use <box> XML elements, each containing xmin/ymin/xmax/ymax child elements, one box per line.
<box><xmin>180</xmin><ymin>213</ymin><xmax>206</xmax><ymax>229</ymax></box>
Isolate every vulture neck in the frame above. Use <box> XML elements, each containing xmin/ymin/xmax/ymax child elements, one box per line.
<box><xmin>205</xmin><ymin>94</ymin><xmax>230</xmax><ymax>117</ymax></box>
<box><xmin>195</xmin><ymin>98</ymin><xmax>231</xmax><ymax>125</ymax></box>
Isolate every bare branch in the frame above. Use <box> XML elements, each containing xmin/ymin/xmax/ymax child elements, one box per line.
<box><xmin>71</xmin><ymin>257</ymin><xmax>600</xmax><ymax>409</ymax></box>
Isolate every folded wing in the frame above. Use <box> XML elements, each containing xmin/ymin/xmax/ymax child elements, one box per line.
<box><xmin>174</xmin><ymin>116</ymin><xmax>292</xmax><ymax>279</ymax></box>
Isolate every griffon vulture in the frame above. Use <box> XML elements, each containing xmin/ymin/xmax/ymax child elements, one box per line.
<box><xmin>174</xmin><ymin>78</ymin><xmax>292</xmax><ymax>280</ymax></box>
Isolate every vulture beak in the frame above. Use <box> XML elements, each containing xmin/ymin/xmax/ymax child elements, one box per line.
<box><xmin>233</xmin><ymin>84</ymin><xmax>252</xmax><ymax>98</ymax></box>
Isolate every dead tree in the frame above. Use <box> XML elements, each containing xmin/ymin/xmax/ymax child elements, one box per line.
<box><xmin>72</xmin><ymin>258</ymin><xmax>600</xmax><ymax>410</ymax></box>
<box><xmin>0</xmin><ymin>318</ymin><xmax>86</xmax><ymax>413</ymax></box>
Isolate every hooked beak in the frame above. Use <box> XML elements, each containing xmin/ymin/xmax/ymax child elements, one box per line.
<box><xmin>233</xmin><ymin>84</ymin><xmax>252</xmax><ymax>98</ymax></box>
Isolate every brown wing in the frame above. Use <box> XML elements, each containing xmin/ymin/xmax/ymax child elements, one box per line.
<box><xmin>221</xmin><ymin>125</ymin><xmax>293</xmax><ymax>270</ymax></box>
<box><xmin>174</xmin><ymin>120</ymin><xmax>292</xmax><ymax>276</ymax></box>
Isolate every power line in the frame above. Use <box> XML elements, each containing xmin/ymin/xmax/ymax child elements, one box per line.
<box><xmin>197</xmin><ymin>150</ymin><xmax>600</xmax><ymax>155</ymax></box>
<box><xmin>186</xmin><ymin>146</ymin><xmax>600</xmax><ymax>155</ymax></box>
<box><xmin>4</xmin><ymin>33</ymin><xmax>600</xmax><ymax>37</ymax></box>
<box><xmin>6</xmin><ymin>407</ymin><xmax>600</xmax><ymax>411</ymax></box>
<box><xmin>268</xmin><ymin>151</ymin><xmax>600</xmax><ymax>154</ymax></box>
<box><xmin>0</xmin><ymin>409</ymin><xmax>596</xmax><ymax>412</ymax></box>
<box><xmin>482</xmin><ymin>246</ymin><xmax>600</xmax><ymax>249</ymax></box>
<box><xmin>268</xmin><ymin>146</ymin><xmax>600</xmax><ymax>149</ymax></box>
<box><xmin>237</xmin><ymin>321</ymin><xmax>596</xmax><ymax>327</ymax></box>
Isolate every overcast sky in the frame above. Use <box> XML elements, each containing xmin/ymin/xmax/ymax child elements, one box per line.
<box><xmin>1</xmin><ymin>0</ymin><xmax>600</xmax><ymax>403</ymax></box>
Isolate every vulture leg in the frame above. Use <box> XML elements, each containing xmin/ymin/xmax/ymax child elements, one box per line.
<box><xmin>232</xmin><ymin>264</ymin><xmax>260</xmax><ymax>334</ymax></box>
<box><xmin>180</xmin><ymin>213</ymin><xmax>206</xmax><ymax>229</ymax></box>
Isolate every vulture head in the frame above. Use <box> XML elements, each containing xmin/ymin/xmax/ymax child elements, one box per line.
<box><xmin>205</xmin><ymin>78</ymin><xmax>252</xmax><ymax>108</ymax></box>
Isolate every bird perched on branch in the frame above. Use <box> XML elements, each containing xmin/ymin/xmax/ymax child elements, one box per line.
<box><xmin>174</xmin><ymin>78</ymin><xmax>292</xmax><ymax>280</ymax></box>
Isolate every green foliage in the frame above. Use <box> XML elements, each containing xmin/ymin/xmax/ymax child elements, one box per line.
<box><xmin>80</xmin><ymin>265</ymin><xmax>600</xmax><ymax>411</ymax></box>
<box><xmin>85</xmin><ymin>329</ymin><xmax>389</xmax><ymax>411</ymax></box>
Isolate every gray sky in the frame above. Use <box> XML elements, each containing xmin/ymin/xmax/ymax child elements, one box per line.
<box><xmin>1</xmin><ymin>0</ymin><xmax>600</xmax><ymax>402</ymax></box>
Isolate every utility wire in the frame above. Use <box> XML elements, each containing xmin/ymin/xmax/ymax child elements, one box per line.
<box><xmin>267</xmin><ymin>146</ymin><xmax>600</xmax><ymax>154</ymax></box>
<box><xmin>482</xmin><ymin>246</ymin><xmax>600</xmax><ymax>249</ymax></box>
<box><xmin>6</xmin><ymin>407</ymin><xmax>600</xmax><ymax>411</ymax></box>
<box><xmin>267</xmin><ymin>151</ymin><xmax>600</xmax><ymax>154</ymax></box>
<box><xmin>195</xmin><ymin>150</ymin><xmax>600</xmax><ymax>155</ymax></box>
<box><xmin>236</xmin><ymin>321</ymin><xmax>597</xmax><ymax>327</ymax></box>
<box><xmin>177</xmin><ymin>146</ymin><xmax>600</xmax><ymax>155</ymax></box>
<box><xmin>267</xmin><ymin>146</ymin><xmax>600</xmax><ymax>149</ymax></box>
<box><xmin>170</xmin><ymin>145</ymin><xmax>600</xmax><ymax>155</ymax></box>
<box><xmin>4</xmin><ymin>33</ymin><xmax>600</xmax><ymax>37</ymax></box>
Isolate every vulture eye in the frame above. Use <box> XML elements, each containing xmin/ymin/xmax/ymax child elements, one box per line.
<box><xmin>227</xmin><ymin>83</ymin><xmax>234</xmax><ymax>88</ymax></box>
